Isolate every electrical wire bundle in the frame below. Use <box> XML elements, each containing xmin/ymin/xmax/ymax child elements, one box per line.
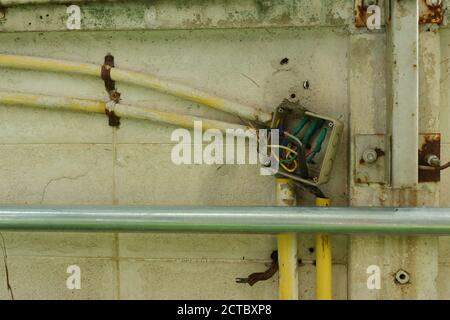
<box><xmin>273</xmin><ymin>115</ymin><xmax>328</xmax><ymax>179</ymax></box>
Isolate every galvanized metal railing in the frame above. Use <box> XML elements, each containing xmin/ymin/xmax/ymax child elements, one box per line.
<box><xmin>1</xmin><ymin>206</ymin><xmax>450</xmax><ymax>234</ymax></box>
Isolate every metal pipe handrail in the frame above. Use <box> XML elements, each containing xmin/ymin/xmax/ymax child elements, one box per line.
<box><xmin>1</xmin><ymin>206</ymin><xmax>450</xmax><ymax>234</ymax></box>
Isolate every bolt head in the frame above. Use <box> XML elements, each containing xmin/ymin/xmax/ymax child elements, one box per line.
<box><xmin>362</xmin><ymin>149</ymin><xmax>378</xmax><ymax>164</ymax></box>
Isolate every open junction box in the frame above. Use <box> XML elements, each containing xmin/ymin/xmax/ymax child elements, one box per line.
<box><xmin>268</xmin><ymin>101</ymin><xmax>343</xmax><ymax>187</ymax></box>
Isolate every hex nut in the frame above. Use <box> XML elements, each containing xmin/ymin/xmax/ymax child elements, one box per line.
<box><xmin>395</xmin><ymin>270</ymin><xmax>410</xmax><ymax>284</ymax></box>
<box><xmin>425</xmin><ymin>154</ymin><xmax>441</xmax><ymax>167</ymax></box>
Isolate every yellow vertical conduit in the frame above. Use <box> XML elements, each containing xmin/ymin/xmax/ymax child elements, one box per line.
<box><xmin>315</xmin><ymin>197</ymin><xmax>332</xmax><ymax>300</ymax></box>
<box><xmin>276</xmin><ymin>178</ymin><xmax>298</xmax><ymax>300</ymax></box>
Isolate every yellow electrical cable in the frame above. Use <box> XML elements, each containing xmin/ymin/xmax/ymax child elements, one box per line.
<box><xmin>268</xmin><ymin>145</ymin><xmax>298</xmax><ymax>155</ymax></box>
<box><xmin>271</xmin><ymin>150</ymin><xmax>298</xmax><ymax>173</ymax></box>
<box><xmin>0</xmin><ymin>53</ymin><xmax>272</xmax><ymax>123</ymax></box>
<box><xmin>275</xmin><ymin>118</ymin><xmax>281</xmax><ymax>127</ymax></box>
<box><xmin>0</xmin><ymin>91</ymin><xmax>249</xmax><ymax>132</ymax></box>
<box><xmin>283</xmin><ymin>160</ymin><xmax>298</xmax><ymax>173</ymax></box>
<box><xmin>279</xmin><ymin>161</ymin><xmax>297</xmax><ymax>173</ymax></box>
<box><xmin>276</xmin><ymin>178</ymin><xmax>298</xmax><ymax>300</ymax></box>
<box><xmin>284</xmin><ymin>142</ymin><xmax>295</xmax><ymax>160</ymax></box>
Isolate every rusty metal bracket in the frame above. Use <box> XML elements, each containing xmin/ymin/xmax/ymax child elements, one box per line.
<box><xmin>419</xmin><ymin>133</ymin><xmax>441</xmax><ymax>183</ymax></box>
<box><xmin>235</xmin><ymin>251</ymin><xmax>278</xmax><ymax>286</ymax></box>
<box><xmin>101</xmin><ymin>53</ymin><xmax>120</xmax><ymax>127</ymax></box>
<box><xmin>104</xmin><ymin>106</ymin><xmax>120</xmax><ymax>127</ymax></box>
<box><xmin>355</xmin><ymin>134</ymin><xmax>390</xmax><ymax>184</ymax></box>
<box><xmin>419</xmin><ymin>0</ymin><xmax>444</xmax><ymax>25</ymax></box>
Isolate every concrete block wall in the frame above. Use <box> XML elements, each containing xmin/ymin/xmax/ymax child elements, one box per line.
<box><xmin>0</xmin><ymin>9</ymin><xmax>349</xmax><ymax>299</ymax></box>
<box><xmin>0</xmin><ymin>232</ymin><xmax>348</xmax><ymax>299</ymax></box>
<box><xmin>1</xmin><ymin>0</ymin><xmax>450</xmax><ymax>299</ymax></box>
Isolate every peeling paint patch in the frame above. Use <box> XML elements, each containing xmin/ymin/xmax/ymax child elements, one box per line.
<box><xmin>0</xmin><ymin>0</ymin><xmax>352</xmax><ymax>32</ymax></box>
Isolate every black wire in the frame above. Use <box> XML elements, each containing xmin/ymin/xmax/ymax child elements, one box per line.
<box><xmin>419</xmin><ymin>160</ymin><xmax>450</xmax><ymax>171</ymax></box>
<box><xmin>293</xmin><ymin>182</ymin><xmax>326</xmax><ymax>199</ymax></box>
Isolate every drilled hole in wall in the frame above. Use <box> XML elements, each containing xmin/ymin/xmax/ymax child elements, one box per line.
<box><xmin>280</xmin><ymin>57</ymin><xmax>289</xmax><ymax>65</ymax></box>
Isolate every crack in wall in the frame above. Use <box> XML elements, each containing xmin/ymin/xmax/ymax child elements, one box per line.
<box><xmin>0</xmin><ymin>233</ymin><xmax>14</xmax><ymax>300</ymax></box>
<box><xmin>40</xmin><ymin>173</ymin><xmax>88</xmax><ymax>204</ymax></box>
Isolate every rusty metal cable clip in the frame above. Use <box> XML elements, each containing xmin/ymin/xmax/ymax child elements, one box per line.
<box><xmin>105</xmin><ymin>100</ymin><xmax>120</xmax><ymax>127</ymax></box>
<box><xmin>101</xmin><ymin>53</ymin><xmax>120</xmax><ymax>127</ymax></box>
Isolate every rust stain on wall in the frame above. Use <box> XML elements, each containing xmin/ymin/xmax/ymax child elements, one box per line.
<box><xmin>355</xmin><ymin>0</ymin><xmax>369</xmax><ymax>27</ymax></box>
<box><xmin>419</xmin><ymin>0</ymin><xmax>443</xmax><ymax>25</ymax></box>
<box><xmin>418</xmin><ymin>133</ymin><xmax>441</xmax><ymax>183</ymax></box>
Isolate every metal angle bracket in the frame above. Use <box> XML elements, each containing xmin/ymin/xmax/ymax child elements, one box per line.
<box><xmin>418</xmin><ymin>133</ymin><xmax>441</xmax><ymax>183</ymax></box>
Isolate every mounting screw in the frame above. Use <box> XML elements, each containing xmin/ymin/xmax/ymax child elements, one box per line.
<box><xmin>303</xmin><ymin>80</ymin><xmax>310</xmax><ymax>90</ymax></box>
<box><xmin>362</xmin><ymin>148</ymin><xmax>378</xmax><ymax>164</ymax></box>
<box><xmin>395</xmin><ymin>270</ymin><xmax>410</xmax><ymax>285</ymax></box>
